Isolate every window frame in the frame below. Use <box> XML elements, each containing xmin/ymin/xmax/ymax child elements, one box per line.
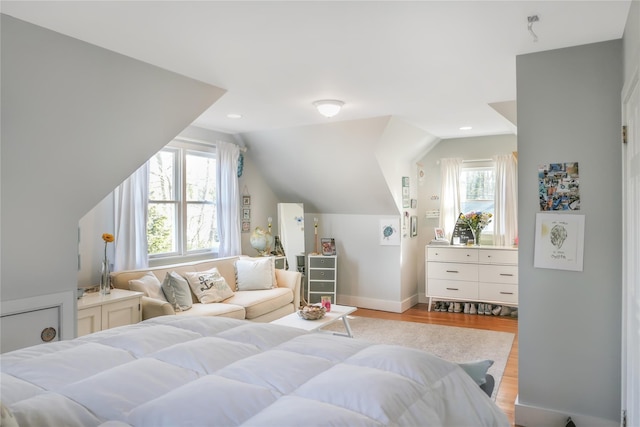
<box><xmin>148</xmin><ymin>139</ymin><xmax>218</xmax><ymax>263</ymax></box>
<box><xmin>459</xmin><ymin>160</ymin><xmax>496</xmax><ymax>237</ymax></box>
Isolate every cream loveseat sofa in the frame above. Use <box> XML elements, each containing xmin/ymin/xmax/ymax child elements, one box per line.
<box><xmin>110</xmin><ymin>256</ymin><xmax>301</xmax><ymax>322</ymax></box>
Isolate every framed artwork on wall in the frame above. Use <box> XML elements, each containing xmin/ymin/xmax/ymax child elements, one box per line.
<box><xmin>379</xmin><ymin>218</ymin><xmax>400</xmax><ymax>245</ymax></box>
<box><xmin>410</xmin><ymin>216</ymin><xmax>418</xmax><ymax>237</ymax></box>
<box><xmin>242</xmin><ymin>195</ymin><xmax>251</xmax><ymax>206</ymax></box>
<box><xmin>534</xmin><ymin>213</ymin><xmax>585</xmax><ymax>271</ymax></box>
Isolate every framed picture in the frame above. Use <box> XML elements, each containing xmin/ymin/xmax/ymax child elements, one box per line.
<box><xmin>242</xmin><ymin>195</ymin><xmax>251</xmax><ymax>206</ymax></box>
<box><xmin>434</xmin><ymin>227</ymin><xmax>446</xmax><ymax>241</ymax></box>
<box><xmin>410</xmin><ymin>216</ymin><xmax>418</xmax><ymax>237</ymax></box>
<box><xmin>242</xmin><ymin>208</ymin><xmax>251</xmax><ymax>220</ymax></box>
<box><xmin>321</xmin><ymin>238</ymin><xmax>336</xmax><ymax>256</ymax></box>
<box><xmin>534</xmin><ymin>213</ymin><xmax>585</xmax><ymax>271</ymax></box>
<box><xmin>241</xmin><ymin>221</ymin><xmax>251</xmax><ymax>233</ymax></box>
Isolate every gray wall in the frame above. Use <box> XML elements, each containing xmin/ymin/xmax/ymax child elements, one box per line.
<box><xmin>516</xmin><ymin>40</ymin><xmax>622</xmax><ymax>423</ymax></box>
<box><xmin>1</xmin><ymin>16</ymin><xmax>223</xmax><ymax>306</ymax></box>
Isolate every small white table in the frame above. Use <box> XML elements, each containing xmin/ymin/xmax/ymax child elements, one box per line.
<box><xmin>271</xmin><ymin>304</ymin><xmax>357</xmax><ymax>337</ymax></box>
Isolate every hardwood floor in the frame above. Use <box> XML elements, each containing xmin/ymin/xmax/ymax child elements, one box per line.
<box><xmin>352</xmin><ymin>303</ymin><xmax>519</xmax><ymax>426</ymax></box>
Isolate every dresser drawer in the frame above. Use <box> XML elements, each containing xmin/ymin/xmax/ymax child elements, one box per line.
<box><xmin>479</xmin><ymin>265</ymin><xmax>518</xmax><ymax>284</ymax></box>
<box><xmin>308</xmin><ymin>256</ymin><xmax>336</xmax><ymax>269</ymax></box>
<box><xmin>428</xmin><ymin>262</ymin><xmax>478</xmax><ymax>281</ymax></box>
<box><xmin>308</xmin><ymin>281</ymin><xmax>335</xmax><ymax>293</ymax></box>
<box><xmin>478</xmin><ymin>249</ymin><xmax>518</xmax><ymax>265</ymax></box>
<box><xmin>428</xmin><ymin>279</ymin><xmax>478</xmax><ymax>299</ymax></box>
<box><xmin>479</xmin><ymin>283</ymin><xmax>518</xmax><ymax>304</ymax></box>
<box><xmin>309</xmin><ymin>269</ymin><xmax>335</xmax><ymax>281</ymax></box>
<box><xmin>427</xmin><ymin>247</ymin><xmax>478</xmax><ymax>263</ymax></box>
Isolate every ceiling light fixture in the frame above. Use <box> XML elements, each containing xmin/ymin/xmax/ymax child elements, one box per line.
<box><xmin>227</xmin><ymin>113</ymin><xmax>242</xmax><ymax>119</ymax></box>
<box><xmin>459</xmin><ymin>126</ymin><xmax>473</xmax><ymax>131</ymax></box>
<box><xmin>313</xmin><ymin>99</ymin><xmax>344</xmax><ymax>118</ymax></box>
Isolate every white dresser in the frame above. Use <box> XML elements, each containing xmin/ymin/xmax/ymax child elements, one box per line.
<box><xmin>425</xmin><ymin>245</ymin><xmax>518</xmax><ymax>311</ymax></box>
<box><xmin>77</xmin><ymin>289</ymin><xmax>142</xmax><ymax>336</ymax></box>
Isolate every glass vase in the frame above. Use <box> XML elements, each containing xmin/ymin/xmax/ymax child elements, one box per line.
<box><xmin>471</xmin><ymin>229</ymin><xmax>481</xmax><ymax>246</ymax></box>
<box><xmin>100</xmin><ymin>259</ymin><xmax>111</xmax><ymax>295</ymax></box>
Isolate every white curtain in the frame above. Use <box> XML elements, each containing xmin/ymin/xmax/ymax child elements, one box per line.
<box><xmin>439</xmin><ymin>158</ymin><xmax>462</xmax><ymax>240</ymax></box>
<box><xmin>493</xmin><ymin>153</ymin><xmax>518</xmax><ymax>246</ymax></box>
<box><xmin>113</xmin><ymin>163</ymin><xmax>149</xmax><ymax>271</ymax></box>
<box><xmin>216</xmin><ymin>141</ymin><xmax>241</xmax><ymax>257</ymax></box>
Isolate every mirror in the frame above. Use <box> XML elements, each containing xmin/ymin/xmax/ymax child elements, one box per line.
<box><xmin>277</xmin><ymin>203</ymin><xmax>305</xmax><ymax>272</ymax></box>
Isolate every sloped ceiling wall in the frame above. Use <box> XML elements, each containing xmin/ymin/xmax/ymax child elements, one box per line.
<box><xmin>240</xmin><ymin>116</ymin><xmax>440</xmax><ymax>214</ymax></box>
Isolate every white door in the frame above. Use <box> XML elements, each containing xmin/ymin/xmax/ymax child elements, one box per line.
<box><xmin>622</xmin><ymin>69</ymin><xmax>639</xmax><ymax>427</ymax></box>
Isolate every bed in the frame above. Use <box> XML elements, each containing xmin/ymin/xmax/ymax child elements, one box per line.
<box><xmin>0</xmin><ymin>316</ymin><xmax>509</xmax><ymax>426</ymax></box>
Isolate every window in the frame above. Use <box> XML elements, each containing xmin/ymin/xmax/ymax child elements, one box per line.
<box><xmin>459</xmin><ymin>165</ymin><xmax>495</xmax><ymax>233</ymax></box>
<box><xmin>147</xmin><ymin>141</ymin><xmax>217</xmax><ymax>258</ymax></box>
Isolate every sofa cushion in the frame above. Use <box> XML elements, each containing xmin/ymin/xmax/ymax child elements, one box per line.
<box><xmin>128</xmin><ymin>272</ymin><xmax>168</xmax><ymax>302</ymax></box>
<box><xmin>161</xmin><ymin>272</ymin><xmax>193</xmax><ymax>312</ymax></box>
<box><xmin>175</xmin><ymin>303</ymin><xmax>245</xmax><ymax>320</ymax></box>
<box><xmin>183</xmin><ymin>268</ymin><xmax>234</xmax><ymax>304</ymax></box>
<box><xmin>234</xmin><ymin>257</ymin><xmax>276</xmax><ymax>291</ymax></box>
<box><xmin>224</xmin><ymin>287</ymin><xmax>293</xmax><ymax>320</ymax></box>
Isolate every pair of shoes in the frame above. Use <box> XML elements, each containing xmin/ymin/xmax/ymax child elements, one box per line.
<box><xmin>510</xmin><ymin>308</ymin><xmax>518</xmax><ymax>318</ymax></box>
<box><xmin>463</xmin><ymin>303</ymin><xmax>470</xmax><ymax>314</ymax></box>
<box><xmin>500</xmin><ymin>306</ymin><xmax>512</xmax><ymax>316</ymax></box>
<box><xmin>492</xmin><ymin>305</ymin><xmax>502</xmax><ymax>316</ymax></box>
<box><xmin>469</xmin><ymin>303</ymin><xmax>477</xmax><ymax>314</ymax></box>
<box><xmin>478</xmin><ymin>303</ymin><xmax>485</xmax><ymax>314</ymax></box>
<box><xmin>485</xmin><ymin>304</ymin><xmax>493</xmax><ymax>315</ymax></box>
<box><xmin>454</xmin><ymin>302</ymin><xmax>463</xmax><ymax>313</ymax></box>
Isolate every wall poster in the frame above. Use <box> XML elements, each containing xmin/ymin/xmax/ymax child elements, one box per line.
<box><xmin>379</xmin><ymin>218</ymin><xmax>400</xmax><ymax>246</ymax></box>
<box><xmin>534</xmin><ymin>213</ymin><xmax>585</xmax><ymax>271</ymax></box>
<box><xmin>538</xmin><ymin>162</ymin><xmax>580</xmax><ymax>211</ymax></box>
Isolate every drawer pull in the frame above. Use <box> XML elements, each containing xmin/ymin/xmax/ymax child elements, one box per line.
<box><xmin>499</xmin><ymin>291</ymin><xmax>514</xmax><ymax>295</ymax></box>
<box><xmin>445</xmin><ymin>270</ymin><xmax>459</xmax><ymax>273</ymax></box>
<box><xmin>446</xmin><ymin>287</ymin><xmax>459</xmax><ymax>291</ymax></box>
<box><xmin>499</xmin><ymin>273</ymin><xmax>514</xmax><ymax>277</ymax></box>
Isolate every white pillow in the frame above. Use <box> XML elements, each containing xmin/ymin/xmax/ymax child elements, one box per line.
<box><xmin>183</xmin><ymin>268</ymin><xmax>234</xmax><ymax>303</ymax></box>
<box><xmin>235</xmin><ymin>257</ymin><xmax>276</xmax><ymax>291</ymax></box>
<box><xmin>128</xmin><ymin>272</ymin><xmax>167</xmax><ymax>302</ymax></box>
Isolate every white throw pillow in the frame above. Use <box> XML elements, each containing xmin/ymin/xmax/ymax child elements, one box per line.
<box><xmin>184</xmin><ymin>268</ymin><xmax>234</xmax><ymax>303</ymax></box>
<box><xmin>161</xmin><ymin>272</ymin><xmax>193</xmax><ymax>312</ymax></box>
<box><xmin>235</xmin><ymin>257</ymin><xmax>276</xmax><ymax>291</ymax></box>
<box><xmin>128</xmin><ymin>272</ymin><xmax>167</xmax><ymax>302</ymax></box>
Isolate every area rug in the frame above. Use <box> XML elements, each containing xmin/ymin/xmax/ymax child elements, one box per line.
<box><xmin>323</xmin><ymin>316</ymin><xmax>515</xmax><ymax>399</ymax></box>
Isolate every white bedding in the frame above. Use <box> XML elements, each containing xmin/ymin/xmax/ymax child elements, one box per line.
<box><xmin>1</xmin><ymin>316</ymin><xmax>509</xmax><ymax>426</ymax></box>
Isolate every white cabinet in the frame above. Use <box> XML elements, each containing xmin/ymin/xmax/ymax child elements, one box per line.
<box><xmin>77</xmin><ymin>289</ymin><xmax>142</xmax><ymax>336</ymax></box>
<box><xmin>426</xmin><ymin>246</ymin><xmax>518</xmax><ymax>311</ymax></box>
<box><xmin>307</xmin><ymin>255</ymin><xmax>337</xmax><ymax>305</ymax></box>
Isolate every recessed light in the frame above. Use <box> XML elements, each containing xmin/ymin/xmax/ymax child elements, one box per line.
<box><xmin>227</xmin><ymin>113</ymin><xmax>242</xmax><ymax>119</ymax></box>
<box><xmin>459</xmin><ymin>126</ymin><xmax>473</xmax><ymax>130</ymax></box>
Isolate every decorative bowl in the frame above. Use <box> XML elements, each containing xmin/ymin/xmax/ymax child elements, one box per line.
<box><xmin>298</xmin><ymin>305</ymin><xmax>326</xmax><ymax>320</ymax></box>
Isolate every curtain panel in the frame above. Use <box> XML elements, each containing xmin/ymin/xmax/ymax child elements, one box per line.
<box><xmin>216</xmin><ymin>141</ymin><xmax>242</xmax><ymax>257</ymax></box>
<box><xmin>439</xmin><ymin>158</ymin><xmax>462</xmax><ymax>240</ymax></box>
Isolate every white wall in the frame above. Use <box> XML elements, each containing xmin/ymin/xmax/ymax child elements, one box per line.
<box><xmin>1</xmin><ymin>16</ymin><xmax>223</xmax><ymax>333</ymax></box>
<box><xmin>516</xmin><ymin>40</ymin><xmax>622</xmax><ymax>426</ymax></box>
<box><xmin>415</xmin><ymin>134</ymin><xmax>517</xmax><ymax>302</ymax></box>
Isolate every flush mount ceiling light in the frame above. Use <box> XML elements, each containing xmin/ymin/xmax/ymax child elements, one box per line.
<box><xmin>313</xmin><ymin>99</ymin><xmax>344</xmax><ymax>118</ymax></box>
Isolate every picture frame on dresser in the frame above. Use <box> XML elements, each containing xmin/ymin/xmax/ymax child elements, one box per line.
<box><xmin>321</xmin><ymin>238</ymin><xmax>336</xmax><ymax>256</ymax></box>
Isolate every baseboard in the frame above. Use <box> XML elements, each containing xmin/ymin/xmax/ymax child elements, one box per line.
<box><xmin>337</xmin><ymin>293</ymin><xmax>418</xmax><ymax>313</ymax></box>
<box><xmin>515</xmin><ymin>395</ymin><xmax>620</xmax><ymax>427</ymax></box>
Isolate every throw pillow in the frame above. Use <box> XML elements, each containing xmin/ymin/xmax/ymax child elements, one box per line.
<box><xmin>458</xmin><ymin>359</ymin><xmax>494</xmax><ymax>386</ymax></box>
<box><xmin>161</xmin><ymin>272</ymin><xmax>193</xmax><ymax>312</ymax></box>
<box><xmin>235</xmin><ymin>257</ymin><xmax>276</xmax><ymax>291</ymax></box>
<box><xmin>183</xmin><ymin>268</ymin><xmax>234</xmax><ymax>303</ymax></box>
<box><xmin>128</xmin><ymin>272</ymin><xmax>167</xmax><ymax>302</ymax></box>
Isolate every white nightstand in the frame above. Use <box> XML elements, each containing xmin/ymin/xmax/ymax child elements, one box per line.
<box><xmin>77</xmin><ymin>289</ymin><xmax>143</xmax><ymax>337</ymax></box>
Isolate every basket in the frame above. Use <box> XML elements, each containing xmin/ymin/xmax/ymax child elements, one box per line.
<box><xmin>298</xmin><ymin>305</ymin><xmax>326</xmax><ymax>320</ymax></box>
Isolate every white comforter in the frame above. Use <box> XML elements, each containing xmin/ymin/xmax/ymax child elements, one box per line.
<box><xmin>1</xmin><ymin>316</ymin><xmax>509</xmax><ymax>426</ymax></box>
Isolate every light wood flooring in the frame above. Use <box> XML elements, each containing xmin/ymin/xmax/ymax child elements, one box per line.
<box><xmin>352</xmin><ymin>303</ymin><xmax>519</xmax><ymax>426</ymax></box>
